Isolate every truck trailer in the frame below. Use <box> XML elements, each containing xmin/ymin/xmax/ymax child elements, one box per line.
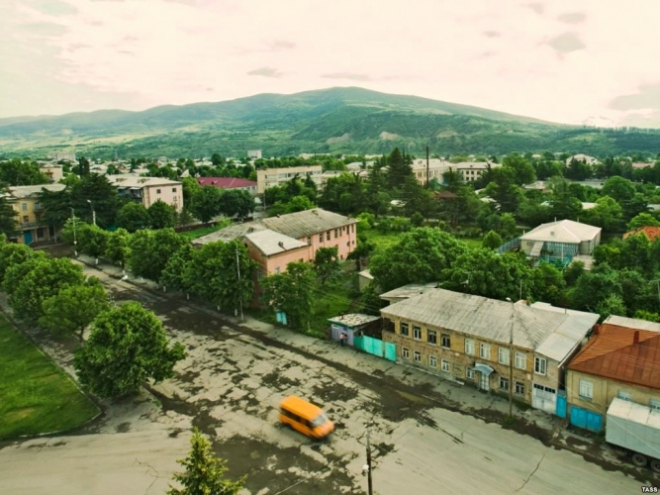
<box><xmin>606</xmin><ymin>397</ymin><xmax>660</xmax><ymax>472</ymax></box>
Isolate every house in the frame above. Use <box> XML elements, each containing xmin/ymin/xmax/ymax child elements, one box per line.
<box><xmin>328</xmin><ymin>314</ymin><xmax>381</xmax><ymax>346</ymax></box>
<box><xmin>6</xmin><ymin>184</ymin><xmax>66</xmax><ymax>244</ymax></box>
<box><xmin>566</xmin><ymin>154</ymin><xmax>599</xmax><ymax>166</ymax></box>
<box><xmin>566</xmin><ymin>321</ymin><xmax>660</xmax><ymax>432</ymax></box>
<box><xmin>196</xmin><ymin>177</ymin><xmax>258</xmax><ymax>195</ymax></box>
<box><xmin>247</xmin><ymin>150</ymin><xmax>262</xmax><ymax>159</ymax></box>
<box><xmin>605</xmin><ymin>315</ymin><xmax>660</xmax><ymax>332</ymax></box>
<box><xmin>455</xmin><ymin>161</ymin><xmax>498</xmax><ymax>182</ymax></box>
<box><xmin>193</xmin><ymin>209</ymin><xmax>358</xmax><ymax>297</ymax></box>
<box><xmin>379</xmin><ymin>289</ymin><xmax>598</xmax><ymax>412</ymax></box>
<box><xmin>106</xmin><ymin>175</ymin><xmax>183</xmax><ymax>212</ymax></box>
<box><xmin>256</xmin><ymin>165</ymin><xmax>323</xmax><ymax>194</ymax></box>
<box><xmin>623</xmin><ymin>226</ymin><xmax>660</xmax><ymax>241</ymax></box>
<box><xmin>410</xmin><ymin>158</ymin><xmax>451</xmax><ymax>185</ymax></box>
<box><xmin>519</xmin><ymin>219</ymin><xmax>601</xmax><ymax>259</ymax></box>
<box><xmin>39</xmin><ymin>164</ymin><xmax>63</xmax><ymax>183</ymax></box>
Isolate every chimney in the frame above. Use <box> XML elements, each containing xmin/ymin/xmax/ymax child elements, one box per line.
<box><xmin>634</xmin><ymin>330</ymin><xmax>640</xmax><ymax>344</ymax></box>
<box><xmin>278</xmin><ymin>241</ymin><xmax>284</xmax><ymax>249</ymax></box>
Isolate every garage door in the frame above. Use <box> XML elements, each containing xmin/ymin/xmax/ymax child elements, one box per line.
<box><xmin>532</xmin><ymin>383</ymin><xmax>557</xmax><ymax>414</ymax></box>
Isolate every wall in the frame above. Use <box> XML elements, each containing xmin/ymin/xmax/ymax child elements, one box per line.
<box><xmin>382</xmin><ymin>316</ymin><xmax>535</xmax><ymax>403</ymax></box>
<box><xmin>304</xmin><ymin>222</ymin><xmax>357</xmax><ymax>261</ymax></box>
<box><xmin>11</xmin><ymin>197</ymin><xmax>57</xmax><ymax>244</ymax></box>
<box><xmin>142</xmin><ymin>184</ymin><xmax>184</xmax><ymax>212</ymax></box>
<box><xmin>566</xmin><ymin>370</ymin><xmax>660</xmax><ymax>420</ymax></box>
<box><xmin>256</xmin><ymin>166</ymin><xmax>323</xmax><ymax>194</ymax></box>
<box><xmin>263</xmin><ymin>245</ymin><xmax>312</xmax><ymax>276</ymax></box>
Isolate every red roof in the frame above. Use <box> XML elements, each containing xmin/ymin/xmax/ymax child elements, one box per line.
<box><xmin>568</xmin><ymin>323</ymin><xmax>660</xmax><ymax>389</ymax></box>
<box><xmin>197</xmin><ymin>177</ymin><xmax>257</xmax><ymax>189</ymax></box>
<box><xmin>623</xmin><ymin>226</ymin><xmax>660</xmax><ymax>241</ymax></box>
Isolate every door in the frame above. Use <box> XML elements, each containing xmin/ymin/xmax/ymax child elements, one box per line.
<box><xmin>532</xmin><ymin>383</ymin><xmax>557</xmax><ymax>414</ymax></box>
<box><xmin>556</xmin><ymin>391</ymin><xmax>567</xmax><ymax>419</ymax></box>
<box><xmin>479</xmin><ymin>372</ymin><xmax>490</xmax><ymax>391</ymax></box>
<box><xmin>384</xmin><ymin>342</ymin><xmax>396</xmax><ymax>362</ymax></box>
<box><xmin>23</xmin><ymin>231</ymin><xmax>33</xmax><ymax>244</ymax></box>
<box><xmin>569</xmin><ymin>406</ymin><xmax>603</xmax><ymax>432</ymax></box>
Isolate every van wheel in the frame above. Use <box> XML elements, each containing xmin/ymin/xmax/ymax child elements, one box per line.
<box><xmin>632</xmin><ymin>453</ymin><xmax>648</xmax><ymax>467</ymax></box>
<box><xmin>650</xmin><ymin>459</ymin><xmax>660</xmax><ymax>473</ymax></box>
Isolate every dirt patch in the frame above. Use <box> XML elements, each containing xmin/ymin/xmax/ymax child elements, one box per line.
<box><xmin>115</xmin><ymin>422</ymin><xmax>131</xmax><ymax>433</ymax></box>
<box><xmin>311</xmin><ymin>382</ymin><xmax>359</xmax><ymax>404</ymax></box>
<box><xmin>260</xmin><ymin>371</ymin><xmax>301</xmax><ymax>392</ymax></box>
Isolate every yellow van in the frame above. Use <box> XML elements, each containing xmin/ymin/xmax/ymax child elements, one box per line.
<box><xmin>279</xmin><ymin>396</ymin><xmax>335</xmax><ymax>439</ymax></box>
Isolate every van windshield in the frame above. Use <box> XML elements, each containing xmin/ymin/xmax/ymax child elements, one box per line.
<box><xmin>310</xmin><ymin>413</ymin><xmax>328</xmax><ymax>428</ymax></box>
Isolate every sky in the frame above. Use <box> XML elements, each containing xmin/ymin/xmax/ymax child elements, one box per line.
<box><xmin>3</xmin><ymin>0</ymin><xmax>660</xmax><ymax>127</ymax></box>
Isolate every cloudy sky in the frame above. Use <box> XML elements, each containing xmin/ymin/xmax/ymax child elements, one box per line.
<box><xmin>3</xmin><ymin>0</ymin><xmax>660</xmax><ymax>127</ymax></box>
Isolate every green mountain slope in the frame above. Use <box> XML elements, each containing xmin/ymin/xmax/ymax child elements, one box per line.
<box><xmin>0</xmin><ymin>86</ymin><xmax>658</xmax><ymax>158</ymax></box>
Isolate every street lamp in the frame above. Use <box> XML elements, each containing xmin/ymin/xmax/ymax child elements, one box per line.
<box><xmin>506</xmin><ymin>297</ymin><xmax>514</xmax><ymax>419</ymax></box>
<box><xmin>87</xmin><ymin>199</ymin><xmax>96</xmax><ymax>226</ymax></box>
<box><xmin>70</xmin><ymin>207</ymin><xmax>78</xmax><ymax>257</ymax></box>
<box><xmin>364</xmin><ymin>424</ymin><xmax>373</xmax><ymax>495</ymax></box>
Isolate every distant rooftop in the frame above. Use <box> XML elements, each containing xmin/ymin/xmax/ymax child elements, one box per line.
<box><xmin>107</xmin><ymin>175</ymin><xmax>181</xmax><ymax>188</ymax></box>
<box><xmin>328</xmin><ymin>314</ymin><xmax>380</xmax><ymax>328</ymax></box>
<box><xmin>245</xmin><ymin>229</ymin><xmax>307</xmax><ymax>256</ymax></box>
<box><xmin>8</xmin><ymin>184</ymin><xmax>66</xmax><ymax>199</ymax></box>
<box><xmin>197</xmin><ymin>177</ymin><xmax>257</xmax><ymax>189</ymax></box>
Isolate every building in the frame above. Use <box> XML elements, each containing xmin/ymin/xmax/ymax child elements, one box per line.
<box><xmin>39</xmin><ymin>164</ymin><xmax>63</xmax><ymax>183</ymax></box>
<box><xmin>623</xmin><ymin>226</ymin><xmax>660</xmax><ymax>241</ymax></box>
<box><xmin>566</xmin><ymin>321</ymin><xmax>660</xmax><ymax>432</ymax></box>
<box><xmin>380</xmin><ymin>283</ymin><xmax>439</xmax><ymax>304</ymax></box>
<box><xmin>193</xmin><ymin>207</ymin><xmax>357</xmax><ymax>281</ymax></box>
<box><xmin>247</xmin><ymin>150</ymin><xmax>262</xmax><ymax>159</ymax></box>
<box><xmin>6</xmin><ymin>184</ymin><xmax>66</xmax><ymax>244</ymax></box>
<box><xmin>328</xmin><ymin>314</ymin><xmax>381</xmax><ymax>346</ymax></box>
<box><xmin>256</xmin><ymin>165</ymin><xmax>323</xmax><ymax>194</ymax></box>
<box><xmin>566</xmin><ymin>154</ymin><xmax>599</xmax><ymax>166</ymax></box>
<box><xmin>358</xmin><ymin>269</ymin><xmax>374</xmax><ymax>291</ymax></box>
<box><xmin>455</xmin><ymin>162</ymin><xmax>497</xmax><ymax>182</ymax></box>
<box><xmin>380</xmin><ymin>289</ymin><xmax>598</xmax><ymax>411</ymax></box>
<box><xmin>106</xmin><ymin>175</ymin><xmax>183</xmax><ymax>212</ymax></box>
<box><xmin>410</xmin><ymin>158</ymin><xmax>451</xmax><ymax>185</ymax></box>
<box><xmin>519</xmin><ymin>219</ymin><xmax>602</xmax><ymax>259</ymax></box>
<box><xmin>196</xmin><ymin>177</ymin><xmax>258</xmax><ymax>195</ymax></box>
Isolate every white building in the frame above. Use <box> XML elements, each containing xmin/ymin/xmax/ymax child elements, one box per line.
<box><xmin>107</xmin><ymin>175</ymin><xmax>183</xmax><ymax>212</ymax></box>
<box><xmin>247</xmin><ymin>150</ymin><xmax>262</xmax><ymax>159</ymax></box>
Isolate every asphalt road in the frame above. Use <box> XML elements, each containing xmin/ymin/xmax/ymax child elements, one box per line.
<box><xmin>0</xmin><ymin>267</ymin><xmax>648</xmax><ymax>495</ymax></box>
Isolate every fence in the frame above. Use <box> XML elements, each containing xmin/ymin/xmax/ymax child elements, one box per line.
<box><xmin>497</xmin><ymin>237</ymin><xmax>521</xmax><ymax>254</ymax></box>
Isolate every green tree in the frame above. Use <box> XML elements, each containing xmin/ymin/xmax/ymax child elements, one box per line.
<box><xmin>628</xmin><ymin>212</ymin><xmax>660</xmax><ymax>230</ymax></box>
<box><xmin>70</xmin><ymin>174</ymin><xmax>121</xmax><ymax>228</ymax></box>
<box><xmin>483</xmin><ymin>168</ymin><xmax>522</xmax><ymax>213</ymax></box>
<box><xmin>386</xmin><ymin>148</ymin><xmax>413</xmax><ymax>190</ymax></box>
<box><xmin>569</xmin><ymin>264</ymin><xmax>622</xmax><ymax>313</ymax></box>
<box><xmin>105</xmin><ymin>228</ymin><xmax>131</xmax><ymax>269</ymax></box>
<box><xmin>39</xmin><ymin>279</ymin><xmax>110</xmax><ymax>342</ymax></box>
<box><xmin>0</xmin><ymin>193</ymin><xmax>18</xmax><ymax>237</ymax></box>
<box><xmin>313</xmin><ymin>246</ymin><xmax>340</xmax><ymax>285</ymax></box>
<box><xmin>181</xmin><ymin>177</ymin><xmax>202</xmax><ymax>210</ymax></box>
<box><xmin>36</xmin><ymin>186</ymin><xmax>73</xmax><ymax>231</ymax></box>
<box><xmin>167</xmin><ymin>428</ymin><xmax>245</xmax><ymax>495</ymax></box>
<box><xmin>547</xmin><ymin>177</ymin><xmax>583</xmax><ymax>221</ymax></box>
<box><xmin>601</xmin><ymin>176</ymin><xmax>635</xmax><ymax>203</ymax></box>
<box><xmin>0</xmin><ymin>159</ymin><xmax>49</xmax><ymax>186</ymax></box>
<box><xmin>596</xmin><ymin>294</ymin><xmax>627</xmax><ymax>320</ymax></box>
<box><xmin>219</xmin><ymin>189</ymin><xmax>255</xmax><ymax>219</ymax></box>
<box><xmin>83</xmin><ymin>224</ymin><xmax>109</xmax><ymax>264</ymax></box>
<box><xmin>584</xmin><ymin>196</ymin><xmax>624</xmax><ymax>232</ymax></box>
<box><xmin>502</xmin><ymin>153</ymin><xmax>536</xmax><ymax>185</ymax></box>
<box><xmin>162</xmin><ymin>244</ymin><xmax>195</xmax><ymax>294</ymax></box>
<box><xmin>3</xmin><ymin>251</ymin><xmax>48</xmax><ymax>298</ymax></box>
<box><xmin>262</xmin><ymin>262</ymin><xmax>315</xmax><ymax>330</ymax></box>
<box><xmin>191</xmin><ymin>186</ymin><xmax>223</xmax><ymax>223</ymax></box>
<box><xmin>148</xmin><ymin>200</ymin><xmax>177</xmax><ymax>229</ymax></box>
<box><xmin>531</xmin><ymin>262</ymin><xmax>567</xmax><ymax>306</ymax></box>
<box><xmin>211</xmin><ymin>153</ymin><xmax>224</xmax><ymax>167</ymax></box>
<box><xmin>369</xmin><ymin>228</ymin><xmax>466</xmax><ymax>292</ymax></box>
<box><xmin>482</xmin><ymin>230</ymin><xmax>503</xmax><ymax>250</ymax></box>
<box><xmin>129</xmin><ymin>229</ymin><xmax>188</xmax><ymax>283</ymax></box>
<box><xmin>634</xmin><ymin>310</ymin><xmax>660</xmax><ymax>323</ymax></box>
<box><xmin>74</xmin><ymin>302</ymin><xmax>185</xmax><ymax>399</ymax></box>
<box><xmin>347</xmin><ymin>233</ymin><xmax>375</xmax><ymax>270</ymax></box>
<box><xmin>0</xmin><ymin>240</ymin><xmax>33</xmax><ymax>283</ymax></box>
<box><xmin>284</xmin><ymin>195</ymin><xmax>314</xmax><ymax>214</ymax></box>
<box><xmin>9</xmin><ymin>257</ymin><xmax>86</xmax><ymax>322</ymax></box>
<box><xmin>359</xmin><ymin>283</ymin><xmax>386</xmax><ymax>315</ymax></box>
<box><xmin>116</xmin><ymin>202</ymin><xmax>150</xmax><ymax>232</ymax></box>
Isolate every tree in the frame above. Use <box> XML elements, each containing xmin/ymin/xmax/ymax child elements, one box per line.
<box><xmin>211</xmin><ymin>153</ymin><xmax>224</xmax><ymax>167</ymax></box>
<box><xmin>601</xmin><ymin>176</ymin><xmax>635</xmax><ymax>203</ymax></box>
<box><xmin>0</xmin><ymin>193</ymin><xmax>18</xmax><ymax>237</ymax></box>
<box><xmin>149</xmin><ymin>200</ymin><xmax>177</xmax><ymax>229</ymax></box>
<box><xmin>347</xmin><ymin>234</ymin><xmax>375</xmax><ymax>270</ymax></box>
<box><xmin>39</xmin><ymin>279</ymin><xmax>110</xmax><ymax>342</ymax></box>
<box><xmin>596</xmin><ymin>294</ymin><xmax>627</xmax><ymax>320</ymax></box>
<box><xmin>483</xmin><ymin>168</ymin><xmax>522</xmax><ymax>213</ymax></box>
<box><xmin>36</xmin><ymin>186</ymin><xmax>73</xmax><ymax>231</ymax></box>
<box><xmin>105</xmin><ymin>228</ymin><xmax>131</xmax><ymax>269</ymax></box>
<box><xmin>70</xmin><ymin>174</ymin><xmax>121</xmax><ymax>228</ymax></box>
<box><xmin>482</xmin><ymin>230</ymin><xmax>502</xmax><ymax>250</ymax></box>
<box><xmin>167</xmin><ymin>428</ymin><xmax>245</xmax><ymax>495</ymax></box>
<box><xmin>569</xmin><ymin>264</ymin><xmax>622</xmax><ymax>313</ymax></box>
<box><xmin>9</xmin><ymin>257</ymin><xmax>86</xmax><ymax>322</ymax></box>
<box><xmin>547</xmin><ymin>177</ymin><xmax>582</xmax><ymax>221</ymax></box>
<box><xmin>2</xmin><ymin>251</ymin><xmax>48</xmax><ymax>298</ymax></box>
<box><xmin>369</xmin><ymin>228</ymin><xmax>466</xmax><ymax>292</ymax></box>
<box><xmin>218</xmin><ymin>189</ymin><xmax>255</xmax><ymax>219</ymax></box>
<box><xmin>191</xmin><ymin>186</ymin><xmax>223</xmax><ymax>223</ymax></box>
<box><xmin>502</xmin><ymin>153</ymin><xmax>536</xmax><ymax>185</ymax></box>
<box><xmin>531</xmin><ymin>262</ymin><xmax>567</xmax><ymax>306</ymax></box>
<box><xmin>284</xmin><ymin>195</ymin><xmax>314</xmax><ymax>214</ymax></box>
<box><xmin>181</xmin><ymin>177</ymin><xmax>202</xmax><ymax>210</ymax></box>
<box><xmin>129</xmin><ymin>228</ymin><xmax>188</xmax><ymax>283</ymax></box>
<box><xmin>82</xmin><ymin>224</ymin><xmax>109</xmax><ymax>264</ymax></box>
<box><xmin>0</xmin><ymin>240</ymin><xmax>33</xmax><ymax>283</ymax></box>
<box><xmin>584</xmin><ymin>196</ymin><xmax>624</xmax><ymax>232</ymax></box>
<box><xmin>74</xmin><ymin>302</ymin><xmax>185</xmax><ymax>399</ymax></box>
<box><xmin>0</xmin><ymin>159</ymin><xmax>48</xmax><ymax>186</ymax></box>
<box><xmin>313</xmin><ymin>246</ymin><xmax>340</xmax><ymax>285</ymax></box>
<box><xmin>410</xmin><ymin>212</ymin><xmax>424</xmax><ymax>227</ymax></box>
<box><xmin>262</xmin><ymin>262</ymin><xmax>315</xmax><ymax>330</ymax></box>
<box><xmin>161</xmin><ymin>244</ymin><xmax>195</xmax><ymax>294</ymax></box>
<box><xmin>628</xmin><ymin>212</ymin><xmax>660</xmax><ymax>230</ymax></box>
<box><xmin>386</xmin><ymin>148</ymin><xmax>413</xmax><ymax>190</ymax></box>
<box><xmin>116</xmin><ymin>202</ymin><xmax>150</xmax><ymax>232</ymax></box>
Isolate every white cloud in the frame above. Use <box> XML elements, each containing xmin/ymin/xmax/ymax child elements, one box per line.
<box><xmin>1</xmin><ymin>0</ymin><xmax>660</xmax><ymax>126</ymax></box>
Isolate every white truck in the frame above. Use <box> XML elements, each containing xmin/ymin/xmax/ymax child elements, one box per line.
<box><xmin>606</xmin><ymin>397</ymin><xmax>660</xmax><ymax>472</ymax></box>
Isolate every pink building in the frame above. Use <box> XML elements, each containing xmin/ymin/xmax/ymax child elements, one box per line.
<box><xmin>197</xmin><ymin>177</ymin><xmax>258</xmax><ymax>195</ymax></box>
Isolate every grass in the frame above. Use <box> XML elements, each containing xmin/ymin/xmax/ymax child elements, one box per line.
<box><xmin>364</xmin><ymin>229</ymin><xmax>485</xmax><ymax>252</ymax></box>
<box><xmin>0</xmin><ymin>315</ymin><xmax>99</xmax><ymax>439</ymax></box>
<box><xmin>180</xmin><ymin>223</ymin><xmax>226</xmax><ymax>240</ymax></box>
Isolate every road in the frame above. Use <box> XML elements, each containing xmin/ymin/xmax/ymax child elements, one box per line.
<box><xmin>0</xmin><ymin>266</ymin><xmax>648</xmax><ymax>494</ymax></box>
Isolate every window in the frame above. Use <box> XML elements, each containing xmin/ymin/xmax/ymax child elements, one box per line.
<box><xmin>651</xmin><ymin>399</ymin><xmax>660</xmax><ymax>412</ymax></box>
<box><xmin>498</xmin><ymin>348</ymin><xmax>510</xmax><ymax>365</ymax></box>
<box><xmin>275</xmin><ymin>267</ymin><xmax>281</xmax><ymax>274</ymax></box>
<box><xmin>413</xmin><ymin>351</ymin><xmax>421</xmax><ymax>362</ymax></box>
<box><xmin>428</xmin><ymin>330</ymin><xmax>437</xmax><ymax>345</ymax></box>
<box><xmin>515</xmin><ymin>382</ymin><xmax>525</xmax><ymax>396</ymax></box>
<box><xmin>21</xmin><ymin>203</ymin><xmax>27</xmax><ymax>211</ymax></box>
<box><xmin>499</xmin><ymin>377</ymin><xmax>509</xmax><ymax>391</ymax></box>
<box><xmin>465</xmin><ymin>368</ymin><xmax>475</xmax><ymax>379</ymax></box>
<box><xmin>334</xmin><ymin>229</ymin><xmax>338</xmax><ymax>238</ymax></box>
<box><xmin>413</xmin><ymin>326</ymin><xmax>422</xmax><ymax>340</ymax></box>
<box><xmin>534</xmin><ymin>357</ymin><xmax>546</xmax><ymax>375</ymax></box>
<box><xmin>307</xmin><ymin>237</ymin><xmax>311</xmax><ymax>245</ymax></box>
<box><xmin>156</xmin><ymin>189</ymin><xmax>161</xmax><ymax>194</ymax></box>
<box><xmin>172</xmin><ymin>187</ymin><xmax>177</xmax><ymax>192</ymax></box>
<box><xmin>36</xmin><ymin>228</ymin><xmax>44</xmax><ymax>239</ymax></box>
<box><xmin>441</xmin><ymin>334</ymin><xmax>451</xmax><ymax>348</ymax></box>
<box><xmin>22</xmin><ymin>215</ymin><xmax>28</xmax><ymax>222</ymax></box>
<box><xmin>480</xmin><ymin>343</ymin><xmax>491</xmax><ymax>360</ymax></box>
<box><xmin>441</xmin><ymin>360</ymin><xmax>450</xmax><ymax>372</ymax></box>
<box><xmin>465</xmin><ymin>338</ymin><xmax>475</xmax><ymax>356</ymax></box>
<box><xmin>402</xmin><ymin>348</ymin><xmax>409</xmax><ymax>359</ymax></box>
<box><xmin>429</xmin><ymin>356</ymin><xmax>437</xmax><ymax>368</ymax></box>
<box><xmin>326</xmin><ymin>231</ymin><xmax>331</xmax><ymax>241</ymax></box>
<box><xmin>618</xmin><ymin>390</ymin><xmax>632</xmax><ymax>401</ymax></box>
<box><xmin>579</xmin><ymin>379</ymin><xmax>593</xmax><ymax>399</ymax></box>
<box><xmin>319</xmin><ymin>234</ymin><xmax>323</xmax><ymax>242</ymax></box>
<box><xmin>515</xmin><ymin>352</ymin><xmax>526</xmax><ymax>370</ymax></box>
<box><xmin>400</xmin><ymin>322</ymin><xmax>409</xmax><ymax>336</ymax></box>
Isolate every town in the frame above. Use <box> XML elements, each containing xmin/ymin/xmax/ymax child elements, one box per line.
<box><xmin>0</xmin><ymin>147</ymin><xmax>659</xmax><ymax>494</ymax></box>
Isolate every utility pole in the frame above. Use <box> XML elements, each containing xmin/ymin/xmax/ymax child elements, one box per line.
<box><xmin>366</xmin><ymin>425</ymin><xmax>373</xmax><ymax>495</ymax></box>
<box><xmin>87</xmin><ymin>200</ymin><xmax>96</xmax><ymax>226</ymax></box>
<box><xmin>70</xmin><ymin>207</ymin><xmax>78</xmax><ymax>257</ymax></box>
<box><xmin>235</xmin><ymin>245</ymin><xmax>244</xmax><ymax>322</ymax></box>
<box><xmin>425</xmin><ymin>146</ymin><xmax>430</xmax><ymax>189</ymax></box>
<box><xmin>506</xmin><ymin>297</ymin><xmax>514</xmax><ymax>419</ymax></box>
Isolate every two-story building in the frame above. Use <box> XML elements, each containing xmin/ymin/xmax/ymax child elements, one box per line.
<box><xmin>566</xmin><ymin>318</ymin><xmax>660</xmax><ymax>432</ymax></box>
<box><xmin>5</xmin><ymin>184</ymin><xmax>66</xmax><ymax>244</ymax></box>
<box><xmin>256</xmin><ymin>166</ymin><xmax>323</xmax><ymax>194</ymax></box>
<box><xmin>39</xmin><ymin>164</ymin><xmax>64</xmax><ymax>183</ymax></box>
<box><xmin>380</xmin><ymin>289</ymin><xmax>598</xmax><ymax>411</ymax></box>
<box><xmin>106</xmin><ymin>175</ymin><xmax>183</xmax><ymax>212</ymax></box>
<box><xmin>455</xmin><ymin>161</ymin><xmax>497</xmax><ymax>182</ymax></box>
<box><xmin>197</xmin><ymin>177</ymin><xmax>258</xmax><ymax>195</ymax></box>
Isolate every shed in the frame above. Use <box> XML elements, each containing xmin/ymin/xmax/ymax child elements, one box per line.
<box><xmin>358</xmin><ymin>269</ymin><xmax>374</xmax><ymax>291</ymax></box>
<box><xmin>328</xmin><ymin>313</ymin><xmax>381</xmax><ymax>346</ymax></box>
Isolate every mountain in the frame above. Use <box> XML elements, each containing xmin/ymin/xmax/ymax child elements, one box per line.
<box><xmin>1</xmin><ymin>87</ymin><xmax>659</xmax><ymax>158</ymax></box>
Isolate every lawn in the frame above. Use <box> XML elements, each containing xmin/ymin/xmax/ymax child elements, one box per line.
<box><xmin>0</xmin><ymin>315</ymin><xmax>99</xmax><ymax>439</ymax></box>
<box><xmin>180</xmin><ymin>223</ymin><xmax>226</xmax><ymax>240</ymax></box>
<box><xmin>364</xmin><ymin>229</ymin><xmax>485</xmax><ymax>252</ymax></box>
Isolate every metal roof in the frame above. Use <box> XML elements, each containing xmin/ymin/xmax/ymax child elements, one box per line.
<box><xmin>608</xmin><ymin>398</ymin><xmax>660</xmax><ymax>430</ymax></box>
<box><xmin>107</xmin><ymin>175</ymin><xmax>181</xmax><ymax>188</ymax></box>
<box><xmin>531</xmin><ymin>303</ymin><xmax>599</xmax><ymax>361</ymax></box>
<box><xmin>605</xmin><ymin>315</ymin><xmax>660</xmax><ymax>333</ymax></box>
<box><xmin>261</xmin><ymin>209</ymin><xmax>356</xmax><ymax>240</ymax></box>
<box><xmin>520</xmin><ymin>219</ymin><xmax>601</xmax><ymax>244</ymax></box>
<box><xmin>8</xmin><ymin>184</ymin><xmax>66</xmax><ymax>199</ymax></box>
<box><xmin>380</xmin><ymin>289</ymin><xmax>594</xmax><ymax>352</ymax></box>
<box><xmin>379</xmin><ymin>283</ymin><xmax>439</xmax><ymax>301</ymax></box>
<box><xmin>328</xmin><ymin>314</ymin><xmax>380</xmax><ymax>328</ymax></box>
<box><xmin>192</xmin><ymin>222</ymin><xmax>267</xmax><ymax>245</ymax></box>
<box><xmin>245</xmin><ymin>230</ymin><xmax>307</xmax><ymax>256</ymax></box>
<box><xmin>196</xmin><ymin>177</ymin><xmax>257</xmax><ymax>188</ymax></box>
